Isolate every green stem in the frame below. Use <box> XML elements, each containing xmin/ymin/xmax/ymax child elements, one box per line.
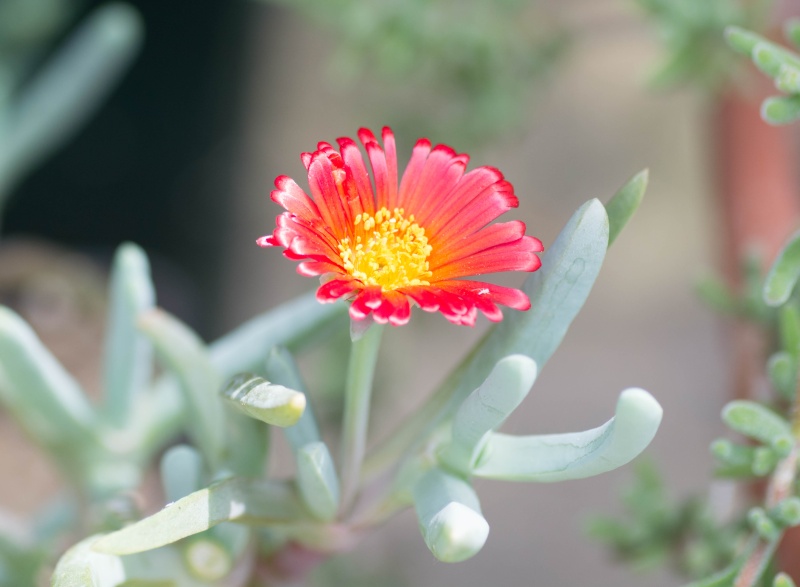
<box><xmin>339</xmin><ymin>323</ymin><xmax>384</xmax><ymax>513</ymax></box>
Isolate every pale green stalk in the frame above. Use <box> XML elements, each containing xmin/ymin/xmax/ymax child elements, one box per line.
<box><xmin>339</xmin><ymin>324</ymin><xmax>384</xmax><ymax>512</ymax></box>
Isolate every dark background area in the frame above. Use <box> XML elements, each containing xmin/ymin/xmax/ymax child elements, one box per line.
<box><xmin>2</xmin><ymin>0</ymin><xmax>253</xmax><ymax>334</ymax></box>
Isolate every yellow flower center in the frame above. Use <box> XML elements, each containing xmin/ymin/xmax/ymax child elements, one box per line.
<box><xmin>338</xmin><ymin>207</ymin><xmax>433</xmax><ymax>291</ymax></box>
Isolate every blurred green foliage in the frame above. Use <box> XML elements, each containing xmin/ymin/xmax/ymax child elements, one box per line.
<box><xmin>589</xmin><ymin>461</ymin><xmax>744</xmax><ymax>579</ymax></box>
<box><xmin>637</xmin><ymin>0</ymin><xmax>772</xmax><ymax>90</ymax></box>
<box><xmin>263</xmin><ymin>0</ymin><xmax>567</xmax><ymax>146</ymax></box>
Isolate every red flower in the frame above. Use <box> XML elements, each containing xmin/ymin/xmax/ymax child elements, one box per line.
<box><xmin>258</xmin><ymin>127</ymin><xmax>543</xmax><ymax>326</ymax></box>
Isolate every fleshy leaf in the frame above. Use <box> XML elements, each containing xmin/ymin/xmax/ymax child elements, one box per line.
<box><xmin>439</xmin><ymin>355</ymin><xmax>537</xmax><ymax>474</ymax></box>
<box><xmin>764</xmin><ymin>229</ymin><xmax>800</xmax><ymax>306</ymax></box>
<box><xmin>605</xmin><ymin>169</ymin><xmax>648</xmax><ymax>246</ymax></box>
<box><xmin>52</xmin><ymin>533</ymin><xmax>208</xmax><ymax>586</ymax></box>
<box><xmin>412</xmin><ymin>468</ymin><xmax>489</xmax><ymax>563</ymax></box>
<box><xmin>724</xmin><ymin>25</ymin><xmax>764</xmax><ymax>55</ymax></box>
<box><xmin>296</xmin><ymin>442</ymin><xmax>340</xmax><ymax>521</ymax></box>
<box><xmin>472</xmin><ymin>388</ymin><xmax>662</xmax><ymax>482</ymax></box>
<box><xmin>263</xmin><ymin>349</ymin><xmax>339</xmax><ymax>520</ymax></box>
<box><xmin>776</xmin><ymin>63</ymin><xmax>800</xmax><ymax>94</ymax></box>
<box><xmin>752</xmin><ymin>41</ymin><xmax>800</xmax><ymax>78</ymax></box>
<box><xmin>209</xmin><ymin>292</ymin><xmax>346</xmax><ymax>377</ymax></box>
<box><xmin>221</xmin><ymin>373</ymin><xmax>305</xmax><ymax>427</ymax></box>
<box><xmin>160</xmin><ymin>445</ymin><xmax>203</xmax><ymax>504</ymax></box>
<box><xmin>722</xmin><ymin>400</ymin><xmax>792</xmax><ymax>448</ymax></box>
<box><xmin>776</xmin><ymin>572</ymin><xmax>799</xmax><ymax>587</ymax></box>
<box><xmin>771</xmin><ymin>497</ymin><xmax>800</xmax><ymax>527</ymax></box>
<box><xmin>102</xmin><ymin>242</ymin><xmax>155</xmax><ymax>427</ymax></box>
<box><xmin>0</xmin><ymin>306</ymin><xmax>96</xmax><ymax>463</ymax></box>
<box><xmin>264</xmin><ymin>347</ymin><xmax>321</xmax><ymax>447</ymax></box>
<box><xmin>138</xmin><ymin>310</ymin><xmax>225</xmax><ymax>470</ymax></box>
<box><xmin>93</xmin><ymin>478</ymin><xmax>309</xmax><ymax>555</ymax></box>
<box><xmin>0</xmin><ymin>3</ymin><xmax>143</xmax><ymax>206</ymax></box>
<box><xmin>762</xmin><ymin>95</ymin><xmax>800</xmax><ymax>125</ymax></box>
<box><xmin>768</xmin><ymin>352</ymin><xmax>797</xmax><ymax>401</ymax></box>
<box><xmin>786</xmin><ymin>19</ymin><xmax>800</xmax><ymax>50</ymax></box>
<box><xmin>711</xmin><ymin>439</ymin><xmax>758</xmax><ymax>478</ymax></box>
<box><xmin>780</xmin><ymin>305</ymin><xmax>800</xmax><ymax>357</ymax></box>
<box><xmin>365</xmin><ymin>199</ymin><xmax>611</xmax><ymax>477</ymax></box>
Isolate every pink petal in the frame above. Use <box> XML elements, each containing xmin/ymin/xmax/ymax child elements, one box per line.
<box><xmin>358</xmin><ymin>127</ymin><xmax>398</xmax><ymax>211</ymax></box>
<box><xmin>350</xmin><ymin>287</ymin><xmax>384</xmax><ymax>320</ymax></box>
<box><xmin>430</xmin><ymin>220</ymin><xmax>527</xmax><ymax>267</ymax></box>
<box><xmin>337</xmin><ymin>136</ymin><xmax>375</xmax><ymax>217</ymax></box>
<box><xmin>428</xmin><ymin>180</ymin><xmax>519</xmax><ymax>246</ymax></box>
<box><xmin>297</xmin><ymin>260</ymin><xmax>342</xmax><ymax>277</ymax></box>
<box><xmin>401</xmin><ymin>145</ymin><xmax>467</xmax><ymax>220</ymax></box>
<box><xmin>271</xmin><ymin>176</ymin><xmax>321</xmax><ymax>224</ymax></box>
<box><xmin>397</xmin><ymin>138</ymin><xmax>431</xmax><ymax>212</ymax></box>
<box><xmin>377</xmin><ymin>291</ymin><xmax>411</xmax><ymax>326</ymax></box>
<box><xmin>433</xmin><ymin>237</ymin><xmax>543</xmax><ymax>280</ymax></box>
<box><xmin>316</xmin><ymin>278</ymin><xmax>359</xmax><ymax>303</ymax></box>
<box><xmin>307</xmin><ymin>152</ymin><xmax>353</xmax><ymax>239</ymax></box>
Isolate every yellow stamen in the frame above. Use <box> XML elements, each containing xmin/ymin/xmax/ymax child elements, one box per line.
<box><xmin>338</xmin><ymin>207</ymin><xmax>433</xmax><ymax>291</ymax></box>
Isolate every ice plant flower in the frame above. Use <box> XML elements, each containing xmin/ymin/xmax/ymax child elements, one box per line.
<box><xmin>258</xmin><ymin>127</ymin><xmax>543</xmax><ymax>326</ymax></box>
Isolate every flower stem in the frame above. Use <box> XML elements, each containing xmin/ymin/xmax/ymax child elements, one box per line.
<box><xmin>339</xmin><ymin>323</ymin><xmax>384</xmax><ymax>513</ymax></box>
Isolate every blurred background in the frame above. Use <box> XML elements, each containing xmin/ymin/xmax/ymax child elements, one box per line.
<box><xmin>1</xmin><ymin>0</ymin><xmax>793</xmax><ymax>585</ymax></box>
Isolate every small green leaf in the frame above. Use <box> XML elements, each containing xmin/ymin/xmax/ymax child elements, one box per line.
<box><xmin>748</xmin><ymin>507</ymin><xmax>781</xmax><ymax>542</ymax></box>
<box><xmin>221</xmin><ymin>373</ymin><xmax>305</xmax><ymax>427</ymax></box>
<box><xmin>762</xmin><ymin>95</ymin><xmax>800</xmax><ymax>126</ymax></box>
<box><xmin>766</xmin><ymin>230</ymin><xmax>800</xmax><ymax>306</ymax></box>
<box><xmin>722</xmin><ymin>400</ymin><xmax>792</xmax><ymax>447</ymax></box>
<box><xmin>752</xmin><ymin>41</ymin><xmax>800</xmax><ymax>78</ymax></box>
<box><xmin>138</xmin><ymin>310</ymin><xmax>225</xmax><ymax>470</ymax></box>
<box><xmin>775</xmin><ymin>572</ymin><xmax>798</xmax><ymax>587</ymax></box>
<box><xmin>752</xmin><ymin>446</ymin><xmax>780</xmax><ymax>476</ymax></box>
<box><xmin>771</xmin><ymin>497</ymin><xmax>800</xmax><ymax>527</ymax></box>
<box><xmin>102</xmin><ymin>242</ymin><xmax>155</xmax><ymax>427</ymax></box>
<box><xmin>296</xmin><ymin>441</ymin><xmax>340</xmax><ymax>521</ymax></box>
<box><xmin>725</xmin><ymin>26</ymin><xmax>764</xmax><ymax>55</ymax></box>
<box><xmin>605</xmin><ymin>169</ymin><xmax>648</xmax><ymax>246</ymax></box>
<box><xmin>439</xmin><ymin>355</ymin><xmax>537</xmax><ymax>474</ymax></box>
<box><xmin>473</xmin><ymin>388</ymin><xmax>662</xmax><ymax>482</ymax></box>
<box><xmin>93</xmin><ymin>478</ymin><xmax>309</xmax><ymax>555</ymax></box>
<box><xmin>776</xmin><ymin>63</ymin><xmax>800</xmax><ymax>94</ymax></box>
<box><xmin>412</xmin><ymin>468</ymin><xmax>489</xmax><ymax>563</ymax></box>
<box><xmin>711</xmin><ymin>439</ymin><xmax>757</xmax><ymax>478</ymax></box>
<box><xmin>767</xmin><ymin>352</ymin><xmax>797</xmax><ymax>401</ymax></box>
<box><xmin>786</xmin><ymin>19</ymin><xmax>800</xmax><ymax>50</ymax></box>
<box><xmin>780</xmin><ymin>305</ymin><xmax>800</xmax><ymax>357</ymax></box>
<box><xmin>209</xmin><ymin>292</ymin><xmax>347</xmax><ymax>377</ymax></box>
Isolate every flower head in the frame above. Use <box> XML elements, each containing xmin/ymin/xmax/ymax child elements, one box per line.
<box><xmin>258</xmin><ymin>127</ymin><xmax>543</xmax><ymax>326</ymax></box>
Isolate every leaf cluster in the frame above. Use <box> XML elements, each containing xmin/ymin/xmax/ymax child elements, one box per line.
<box><xmin>727</xmin><ymin>22</ymin><xmax>800</xmax><ymax>124</ymax></box>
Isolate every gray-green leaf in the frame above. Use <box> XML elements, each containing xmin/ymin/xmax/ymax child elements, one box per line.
<box><xmin>472</xmin><ymin>388</ymin><xmax>662</xmax><ymax>482</ymax></box>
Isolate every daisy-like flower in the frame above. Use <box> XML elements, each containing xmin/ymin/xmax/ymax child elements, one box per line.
<box><xmin>258</xmin><ymin>127</ymin><xmax>543</xmax><ymax>326</ymax></box>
